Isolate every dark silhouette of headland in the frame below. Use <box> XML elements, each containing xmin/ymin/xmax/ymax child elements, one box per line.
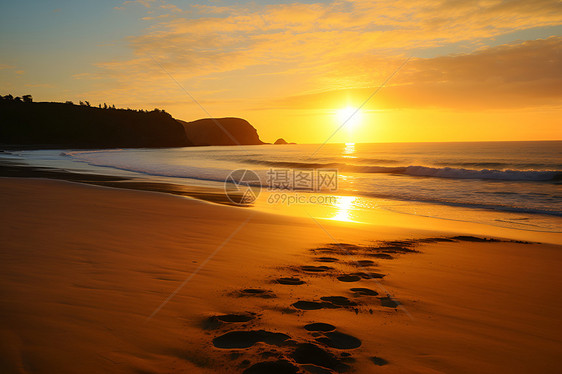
<box><xmin>179</xmin><ymin>118</ymin><xmax>264</xmax><ymax>146</ymax></box>
<box><xmin>0</xmin><ymin>95</ymin><xmax>278</xmax><ymax>149</ymax></box>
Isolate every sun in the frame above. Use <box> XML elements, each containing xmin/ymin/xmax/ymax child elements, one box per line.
<box><xmin>336</xmin><ymin>106</ymin><xmax>363</xmax><ymax>130</ymax></box>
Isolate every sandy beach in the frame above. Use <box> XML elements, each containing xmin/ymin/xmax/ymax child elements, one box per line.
<box><xmin>1</xmin><ymin>177</ymin><xmax>561</xmax><ymax>373</ymax></box>
<box><xmin>3</xmin><ymin>0</ymin><xmax>561</xmax><ymax>372</ymax></box>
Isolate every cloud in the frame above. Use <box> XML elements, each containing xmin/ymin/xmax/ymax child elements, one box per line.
<box><xmin>90</xmin><ymin>0</ymin><xmax>562</xmax><ymax>109</ymax></box>
<box><xmin>160</xmin><ymin>3</ymin><xmax>182</xmax><ymax>13</ymax></box>
<box><xmin>120</xmin><ymin>0</ymin><xmax>155</xmax><ymax>8</ymax></box>
<box><xmin>274</xmin><ymin>37</ymin><xmax>562</xmax><ymax>110</ymax></box>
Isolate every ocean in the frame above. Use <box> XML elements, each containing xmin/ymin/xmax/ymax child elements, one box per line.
<box><xmin>2</xmin><ymin>141</ymin><xmax>561</xmax><ymax>233</ymax></box>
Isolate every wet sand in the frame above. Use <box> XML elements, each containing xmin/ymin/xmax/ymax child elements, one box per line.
<box><xmin>1</xmin><ymin>178</ymin><xmax>561</xmax><ymax>373</ymax></box>
<box><xmin>0</xmin><ymin>160</ymin><xmax>240</xmax><ymax>206</ymax></box>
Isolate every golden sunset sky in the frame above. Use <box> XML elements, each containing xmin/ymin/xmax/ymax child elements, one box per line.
<box><xmin>1</xmin><ymin>0</ymin><xmax>561</xmax><ymax>143</ymax></box>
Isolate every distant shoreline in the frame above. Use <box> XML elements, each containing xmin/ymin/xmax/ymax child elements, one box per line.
<box><xmin>0</xmin><ymin>158</ymin><xmax>240</xmax><ymax>207</ymax></box>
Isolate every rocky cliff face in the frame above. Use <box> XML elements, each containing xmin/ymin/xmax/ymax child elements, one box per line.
<box><xmin>180</xmin><ymin>118</ymin><xmax>265</xmax><ymax>146</ymax></box>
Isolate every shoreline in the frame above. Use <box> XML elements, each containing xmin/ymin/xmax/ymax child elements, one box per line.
<box><xmin>1</xmin><ymin>157</ymin><xmax>561</xmax><ymax>246</ymax></box>
<box><xmin>1</xmin><ymin>178</ymin><xmax>561</xmax><ymax>373</ymax></box>
<box><xmin>0</xmin><ymin>160</ymin><xmax>241</xmax><ymax>206</ymax></box>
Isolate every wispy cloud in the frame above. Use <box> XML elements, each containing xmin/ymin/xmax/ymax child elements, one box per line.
<box><xmin>273</xmin><ymin>37</ymin><xmax>562</xmax><ymax>110</ymax></box>
<box><xmin>89</xmin><ymin>0</ymin><xmax>562</xmax><ymax>110</ymax></box>
<box><xmin>120</xmin><ymin>0</ymin><xmax>156</xmax><ymax>8</ymax></box>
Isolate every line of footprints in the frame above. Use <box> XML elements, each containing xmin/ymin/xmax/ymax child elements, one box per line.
<box><xmin>201</xmin><ymin>238</ymin><xmax>454</xmax><ymax>373</ymax></box>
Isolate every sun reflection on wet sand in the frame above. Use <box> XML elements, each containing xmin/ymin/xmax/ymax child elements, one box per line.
<box><xmin>331</xmin><ymin>195</ymin><xmax>358</xmax><ymax>222</ymax></box>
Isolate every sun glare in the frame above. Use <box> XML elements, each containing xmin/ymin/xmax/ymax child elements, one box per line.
<box><xmin>336</xmin><ymin>106</ymin><xmax>363</xmax><ymax>130</ymax></box>
<box><xmin>331</xmin><ymin>196</ymin><xmax>358</xmax><ymax>222</ymax></box>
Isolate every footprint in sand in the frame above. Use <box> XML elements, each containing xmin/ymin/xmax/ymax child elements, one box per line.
<box><xmin>311</xmin><ymin>246</ymin><xmax>337</xmax><ymax>254</ymax></box>
<box><xmin>353</xmin><ymin>271</ymin><xmax>386</xmax><ymax>279</ymax></box>
<box><xmin>292</xmin><ymin>296</ymin><xmax>358</xmax><ymax>311</ymax></box>
<box><xmin>320</xmin><ymin>296</ymin><xmax>358</xmax><ymax>307</ymax></box>
<box><xmin>337</xmin><ymin>272</ymin><xmax>385</xmax><ymax>282</ymax></box>
<box><xmin>304</xmin><ymin>323</ymin><xmax>336</xmax><ymax>332</ymax></box>
<box><xmin>243</xmin><ymin>342</ymin><xmax>356</xmax><ymax>374</ymax></box>
<box><xmin>336</xmin><ymin>274</ymin><xmax>361</xmax><ymax>282</ymax></box>
<box><xmin>203</xmin><ymin>312</ymin><xmax>257</xmax><ymax>330</ymax></box>
<box><xmin>291</xmin><ymin>343</ymin><xmax>351</xmax><ymax>372</ymax></box>
<box><xmin>350</xmin><ymin>287</ymin><xmax>379</xmax><ymax>296</ymax></box>
<box><xmin>242</xmin><ymin>359</ymin><xmax>299</xmax><ymax>374</ymax></box>
<box><xmin>451</xmin><ymin>235</ymin><xmax>499</xmax><ymax>242</ymax></box>
<box><xmin>316</xmin><ymin>331</ymin><xmax>362</xmax><ymax>349</ymax></box>
<box><xmin>300</xmin><ymin>265</ymin><xmax>333</xmax><ymax>273</ymax></box>
<box><xmin>235</xmin><ymin>288</ymin><xmax>277</xmax><ymax>299</ymax></box>
<box><xmin>275</xmin><ymin>277</ymin><xmax>305</xmax><ymax>285</ymax></box>
<box><xmin>368</xmin><ymin>253</ymin><xmax>394</xmax><ymax>259</ymax></box>
<box><xmin>212</xmin><ymin>330</ymin><xmax>291</xmax><ymax>349</ymax></box>
<box><xmin>311</xmin><ymin>243</ymin><xmax>360</xmax><ymax>256</ymax></box>
<box><xmin>370</xmin><ymin>356</ymin><xmax>389</xmax><ymax>366</ymax></box>
<box><xmin>354</xmin><ymin>259</ymin><xmax>376</xmax><ymax>267</ymax></box>
<box><xmin>315</xmin><ymin>257</ymin><xmax>339</xmax><ymax>263</ymax></box>
<box><xmin>291</xmin><ymin>301</ymin><xmax>338</xmax><ymax>311</ymax></box>
<box><xmin>379</xmin><ymin>296</ymin><xmax>400</xmax><ymax>308</ymax></box>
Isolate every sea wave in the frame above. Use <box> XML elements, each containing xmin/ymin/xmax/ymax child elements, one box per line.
<box><xmin>401</xmin><ymin>165</ymin><xmax>561</xmax><ymax>182</ymax></box>
<box><xmin>242</xmin><ymin>159</ymin><xmax>561</xmax><ymax>182</ymax></box>
<box><xmin>434</xmin><ymin>161</ymin><xmax>562</xmax><ymax>169</ymax></box>
<box><xmin>354</xmin><ymin>190</ymin><xmax>562</xmax><ymax>218</ymax></box>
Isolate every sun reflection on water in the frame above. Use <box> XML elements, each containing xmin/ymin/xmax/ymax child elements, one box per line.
<box><xmin>342</xmin><ymin>142</ymin><xmax>356</xmax><ymax>159</ymax></box>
